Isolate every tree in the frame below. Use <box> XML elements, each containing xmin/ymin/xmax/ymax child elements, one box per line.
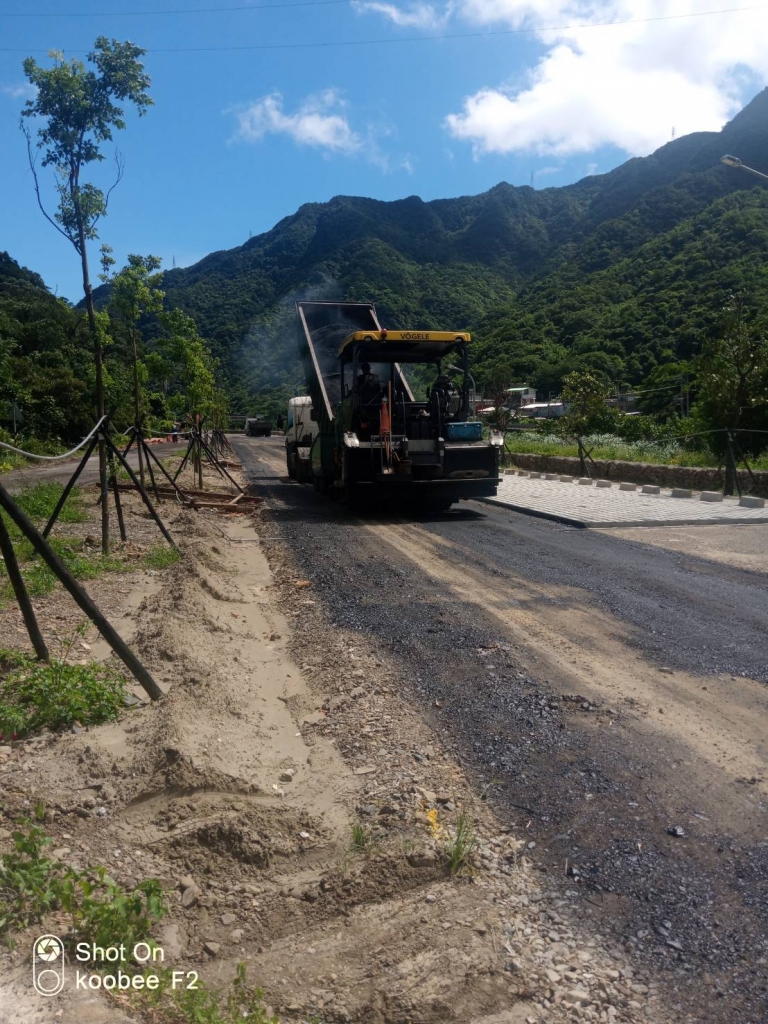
<box><xmin>696</xmin><ymin>294</ymin><xmax>768</xmax><ymax>494</ymax></box>
<box><xmin>21</xmin><ymin>38</ymin><xmax>152</xmax><ymax>552</ymax></box>
<box><xmin>157</xmin><ymin>309</ymin><xmax>217</xmax><ymax>417</ymax></box>
<box><xmin>559</xmin><ymin>369</ymin><xmax>616</xmax><ymax>474</ymax></box>
<box><xmin>101</xmin><ymin>250</ymin><xmax>164</xmax><ymax>487</ymax></box>
<box><xmin>477</xmin><ymin>358</ymin><xmax>511</xmax><ymax>418</ymax></box>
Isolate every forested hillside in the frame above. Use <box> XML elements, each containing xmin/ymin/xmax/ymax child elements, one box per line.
<box><xmin>6</xmin><ymin>88</ymin><xmax>768</xmax><ymax>432</ymax></box>
<box><xmin>472</xmin><ymin>187</ymin><xmax>768</xmax><ymax>394</ymax></box>
<box><xmin>0</xmin><ymin>251</ymin><xmax>92</xmax><ymax>439</ymax></box>
<box><xmin>154</xmin><ymin>87</ymin><xmax>768</xmax><ymax>410</ymax></box>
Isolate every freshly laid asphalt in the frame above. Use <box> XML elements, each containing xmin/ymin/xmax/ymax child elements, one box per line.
<box><xmin>235</xmin><ymin>437</ymin><xmax>768</xmax><ymax>1023</ymax></box>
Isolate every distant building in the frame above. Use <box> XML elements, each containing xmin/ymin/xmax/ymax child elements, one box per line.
<box><xmin>504</xmin><ymin>386</ymin><xmax>537</xmax><ymax>409</ymax></box>
<box><xmin>518</xmin><ymin>400</ymin><xmax>567</xmax><ymax>419</ymax></box>
<box><xmin>607</xmin><ymin>393</ymin><xmax>638</xmax><ymax>414</ymax></box>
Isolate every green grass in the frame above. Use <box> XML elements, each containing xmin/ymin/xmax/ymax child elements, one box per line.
<box><xmin>12</xmin><ymin>481</ymin><xmax>87</xmax><ymax>525</ymax></box>
<box><xmin>143</xmin><ymin>544</ymin><xmax>180</xmax><ymax>569</ymax></box>
<box><xmin>1</xmin><ymin>820</ymin><xmax>280</xmax><ymax>1023</ymax></box>
<box><xmin>0</xmin><ymin>482</ymin><xmax>135</xmax><ymax>603</ymax></box>
<box><xmin>504</xmin><ymin>432</ymin><xmax>768</xmax><ymax>470</ymax></box>
<box><xmin>349</xmin><ymin>822</ymin><xmax>372</xmax><ymax>852</ymax></box>
<box><xmin>0</xmin><ymin>452</ymin><xmax>27</xmax><ymax>473</ymax></box>
<box><xmin>0</xmin><ymin>644</ymin><xmax>128</xmax><ymax>739</ymax></box>
<box><xmin>445</xmin><ymin>810</ymin><xmax>477</xmax><ymax>877</ymax></box>
<box><xmin>1</xmin><ymin>536</ymin><xmax>132</xmax><ymax>602</ymax></box>
<box><xmin>132</xmin><ymin>962</ymin><xmax>279</xmax><ymax>1024</ymax></box>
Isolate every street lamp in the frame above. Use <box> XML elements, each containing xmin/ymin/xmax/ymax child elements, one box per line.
<box><xmin>447</xmin><ymin>363</ymin><xmax>477</xmax><ymax>417</ymax></box>
<box><xmin>720</xmin><ymin>154</ymin><xmax>768</xmax><ymax>182</ymax></box>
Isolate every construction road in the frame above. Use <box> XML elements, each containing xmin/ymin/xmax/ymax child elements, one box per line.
<box><xmin>234</xmin><ymin>435</ymin><xmax>768</xmax><ymax>1024</ymax></box>
<box><xmin>2</xmin><ymin>440</ymin><xmax>181</xmax><ymax>493</ymax></box>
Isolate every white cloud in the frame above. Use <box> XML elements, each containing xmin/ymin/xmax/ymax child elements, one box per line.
<box><xmin>356</xmin><ymin>1</ymin><xmax>449</xmax><ymax>29</ymax></box>
<box><xmin>536</xmin><ymin>165</ymin><xmax>560</xmax><ymax>175</ymax></box>
<box><xmin>2</xmin><ymin>82</ymin><xmax>37</xmax><ymax>100</ymax></box>
<box><xmin>363</xmin><ymin>1</ymin><xmax>768</xmax><ymax>158</ymax></box>
<box><xmin>230</xmin><ymin>89</ymin><xmax>414</xmax><ymax>173</ymax></box>
<box><xmin>232</xmin><ymin>89</ymin><xmax>362</xmax><ymax>153</ymax></box>
<box><xmin>586</xmin><ymin>161</ymin><xmax>598</xmax><ymax>175</ymax></box>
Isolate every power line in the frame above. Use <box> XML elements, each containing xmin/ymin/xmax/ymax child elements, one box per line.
<box><xmin>1</xmin><ymin>3</ymin><xmax>766</xmax><ymax>53</ymax></box>
<box><xmin>1</xmin><ymin>0</ymin><xmax>353</xmax><ymax>16</ymax></box>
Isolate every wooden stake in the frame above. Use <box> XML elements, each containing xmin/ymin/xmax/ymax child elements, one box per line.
<box><xmin>0</xmin><ymin>483</ymin><xmax>163</xmax><ymax>700</ymax></box>
<box><xmin>104</xmin><ymin>434</ymin><xmax>176</xmax><ymax>548</ymax></box>
<box><xmin>107</xmin><ymin>448</ymin><xmax>127</xmax><ymax>543</ymax></box>
<box><xmin>198</xmin><ymin>433</ymin><xmax>244</xmax><ymax>494</ymax></box>
<box><xmin>43</xmin><ymin>433</ymin><xmax>99</xmax><ymax>538</ymax></box>
<box><xmin>0</xmin><ymin>511</ymin><xmax>49</xmax><ymax>662</ymax></box>
<box><xmin>141</xmin><ymin>435</ymin><xmax>161</xmax><ymax>504</ymax></box>
<box><xmin>141</xmin><ymin>440</ymin><xmax>192</xmax><ymax>502</ymax></box>
<box><xmin>172</xmin><ymin>436</ymin><xmax>194</xmax><ymax>483</ymax></box>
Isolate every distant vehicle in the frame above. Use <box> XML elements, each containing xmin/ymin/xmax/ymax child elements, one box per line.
<box><xmin>285</xmin><ymin>396</ymin><xmax>316</xmax><ymax>481</ymax></box>
<box><xmin>245</xmin><ymin>415</ymin><xmax>272</xmax><ymax>437</ymax></box>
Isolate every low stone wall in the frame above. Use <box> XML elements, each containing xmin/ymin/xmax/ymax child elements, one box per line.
<box><xmin>505</xmin><ymin>453</ymin><xmax>768</xmax><ymax>498</ymax></box>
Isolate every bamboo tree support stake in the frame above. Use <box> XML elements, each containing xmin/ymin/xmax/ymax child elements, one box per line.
<box><xmin>143</xmin><ymin>438</ymin><xmax>161</xmax><ymax>504</ymax></box>
<box><xmin>198</xmin><ymin>432</ymin><xmax>244</xmax><ymax>494</ymax></box>
<box><xmin>0</xmin><ymin>483</ymin><xmax>163</xmax><ymax>699</ymax></box>
<box><xmin>0</xmin><ymin>511</ymin><xmax>49</xmax><ymax>663</ymax></box>
<box><xmin>731</xmin><ymin>431</ymin><xmax>759</xmax><ymax>492</ymax></box>
<box><xmin>107</xmin><ymin>447</ymin><xmax>127</xmax><ymax>543</ymax></box>
<box><xmin>43</xmin><ymin>433</ymin><xmax>99</xmax><ymax>538</ymax></box>
<box><xmin>141</xmin><ymin>439</ymin><xmax>192</xmax><ymax>503</ymax></box>
<box><xmin>725</xmin><ymin>431</ymin><xmax>741</xmax><ymax>497</ymax></box>
<box><xmin>172</xmin><ymin>435</ymin><xmax>194</xmax><ymax>483</ymax></box>
<box><xmin>132</xmin><ymin>428</ymin><xmax>161</xmax><ymax>503</ymax></box>
<box><xmin>103</xmin><ymin>434</ymin><xmax>176</xmax><ymax>548</ymax></box>
<box><xmin>120</xmin><ymin>432</ymin><xmax>137</xmax><ymax>463</ymax></box>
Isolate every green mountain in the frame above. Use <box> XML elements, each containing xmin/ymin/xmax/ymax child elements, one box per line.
<box><xmin>153</xmin><ymin>87</ymin><xmax>768</xmax><ymax>411</ymax></box>
<box><xmin>7</xmin><ymin>87</ymin><xmax>766</xmax><ymax>435</ymax></box>
<box><xmin>0</xmin><ymin>251</ymin><xmax>92</xmax><ymax>439</ymax></box>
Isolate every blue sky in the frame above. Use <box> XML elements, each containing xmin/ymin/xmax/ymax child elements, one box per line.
<box><xmin>1</xmin><ymin>0</ymin><xmax>766</xmax><ymax>302</ymax></box>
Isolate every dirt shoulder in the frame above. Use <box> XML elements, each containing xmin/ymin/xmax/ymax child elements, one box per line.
<box><xmin>0</xmin><ymin>472</ymin><xmax>666</xmax><ymax>1024</ymax></box>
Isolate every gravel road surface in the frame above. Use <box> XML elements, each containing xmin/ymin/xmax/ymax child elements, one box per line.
<box><xmin>236</xmin><ymin>436</ymin><xmax>768</xmax><ymax>1023</ymax></box>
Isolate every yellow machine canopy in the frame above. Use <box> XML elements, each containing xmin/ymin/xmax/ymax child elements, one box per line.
<box><xmin>338</xmin><ymin>330</ymin><xmax>471</xmax><ymax>364</ymax></box>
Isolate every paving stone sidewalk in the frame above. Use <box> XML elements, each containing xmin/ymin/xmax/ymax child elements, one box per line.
<box><xmin>481</xmin><ymin>472</ymin><xmax>768</xmax><ymax>527</ymax></box>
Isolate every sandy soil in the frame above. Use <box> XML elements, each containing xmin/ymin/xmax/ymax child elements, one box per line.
<box><xmin>0</xmin><ymin>469</ymin><xmax>666</xmax><ymax>1023</ymax></box>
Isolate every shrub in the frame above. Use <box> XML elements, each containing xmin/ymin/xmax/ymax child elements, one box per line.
<box><xmin>0</xmin><ymin>647</ymin><xmax>128</xmax><ymax>739</ymax></box>
<box><xmin>0</xmin><ymin>820</ymin><xmax>59</xmax><ymax>935</ymax></box>
<box><xmin>133</xmin><ymin>962</ymin><xmax>279</xmax><ymax>1024</ymax></box>
<box><xmin>0</xmin><ymin>818</ymin><xmax>164</xmax><ymax>953</ymax></box>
